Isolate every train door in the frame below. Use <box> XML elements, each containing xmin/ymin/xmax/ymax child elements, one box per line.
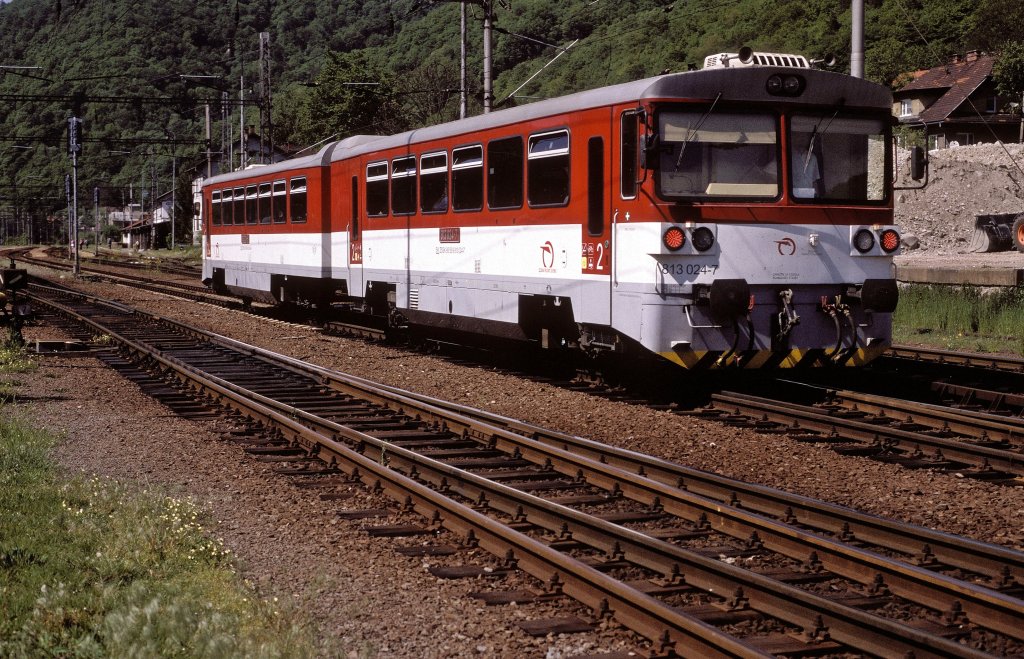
<box><xmin>580</xmin><ymin>110</ymin><xmax>614</xmax><ymax>325</ymax></box>
<box><xmin>611</xmin><ymin>108</ymin><xmax>643</xmax><ymax>326</ymax></box>
<box><xmin>348</xmin><ymin>174</ymin><xmax>363</xmax><ymax>298</ymax></box>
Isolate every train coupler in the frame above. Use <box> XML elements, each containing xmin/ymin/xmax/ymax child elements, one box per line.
<box><xmin>772</xmin><ymin>288</ymin><xmax>800</xmax><ymax>348</ymax></box>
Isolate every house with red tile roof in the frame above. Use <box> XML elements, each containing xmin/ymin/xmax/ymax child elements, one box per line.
<box><xmin>893</xmin><ymin>51</ymin><xmax>1022</xmax><ymax>149</ymax></box>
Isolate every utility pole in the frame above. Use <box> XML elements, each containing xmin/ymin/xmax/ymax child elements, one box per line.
<box><xmin>259</xmin><ymin>32</ymin><xmax>273</xmax><ymax>164</ymax></box>
<box><xmin>170</xmin><ymin>153</ymin><xmax>177</xmax><ymax>250</ymax></box>
<box><xmin>460</xmin><ymin>1</ymin><xmax>467</xmax><ymax>119</ymax></box>
<box><xmin>851</xmin><ymin>0</ymin><xmax>864</xmax><ymax>78</ymax></box>
<box><xmin>483</xmin><ymin>0</ymin><xmax>493</xmax><ymax>113</ymax></box>
<box><xmin>67</xmin><ymin>116</ymin><xmax>82</xmax><ymax>275</ymax></box>
<box><xmin>205</xmin><ymin>103</ymin><xmax>213</xmax><ymax>179</ymax></box>
<box><xmin>93</xmin><ymin>186</ymin><xmax>99</xmax><ymax>252</ymax></box>
<box><xmin>240</xmin><ymin>76</ymin><xmax>246</xmax><ymax>169</ymax></box>
<box><xmin>65</xmin><ymin>175</ymin><xmax>70</xmax><ymax>252</ymax></box>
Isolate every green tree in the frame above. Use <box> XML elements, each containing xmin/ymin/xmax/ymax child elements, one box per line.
<box><xmin>967</xmin><ymin>0</ymin><xmax>1024</xmax><ymax>51</ymax></box>
<box><xmin>994</xmin><ymin>41</ymin><xmax>1024</xmax><ymax>100</ymax></box>
<box><xmin>993</xmin><ymin>41</ymin><xmax>1024</xmax><ymax>142</ymax></box>
<box><xmin>300</xmin><ymin>51</ymin><xmax>405</xmax><ymax>143</ymax></box>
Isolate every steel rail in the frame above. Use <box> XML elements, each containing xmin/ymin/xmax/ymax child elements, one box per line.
<box><xmin>105</xmin><ymin>345</ymin><xmax>1005</xmax><ymax>658</ymax></box>
<box><xmin>25</xmin><ymin>287</ymin><xmax>770</xmax><ymax>658</ymax></box>
<box><xmin>191</xmin><ymin>332</ymin><xmax>1024</xmax><ymax>588</ymax></box>
<box><xmin>25</xmin><ymin>286</ymin><xmax>1024</xmax><ymax>654</ymax></box>
<box><xmin>930</xmin><ymin>381</ymin><xmax>1024</xmax><ymax>416</ymax></box>
<box><xmin>889</xmin><ymin>345</ymin><xmax>1024</xmax><ymax>373</ymax></box>
<box><xmin>712</xmin><ymin>392</ymin><xmax>1024</xmax><ymax>478</ymax></box>
<box><xmin>36</xmin><ymin>282</ymin><xmax>1023</xmax><ymax>637</ymax></box>
<box><xmin>29</xmin><ymin>281</ymin><xmax>1024</xmax><ymax>577</ymax></box>
<box><xmin>21</xmin><ymin>255</ymin><xmax>226</xmax><ymax>303</ymax></box>
<box><xmin>804</xmin><ymin>386</ymin><xmax>1024</xmax><ymax>444</ymax></box>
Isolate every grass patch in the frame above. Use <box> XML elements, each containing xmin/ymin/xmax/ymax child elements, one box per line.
<box><xmin>0</xmin><ymin>341</ymin><xmax>35</xmax><ymax>401</ymax></box>
<box><xmin>893</xmin><ymin>284</ymin><xmax>1024</xmax><ymax>355</ymax></box>
<box><xmin>0</xmin><ymin>397</ymin><xmax>321</xmax><ymax>657</ymax></box>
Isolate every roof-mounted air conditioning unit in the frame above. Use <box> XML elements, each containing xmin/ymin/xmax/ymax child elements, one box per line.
<box><xmin>703</xmin><ymin>46</ymin><xmax>812</xmax><ymax>70</ymax></box>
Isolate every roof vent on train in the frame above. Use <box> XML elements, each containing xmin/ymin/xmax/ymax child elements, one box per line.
<box><xmin>703</xmin><ymin>46</ymin><xmax>811</xmax><ymax>70</ymax></box>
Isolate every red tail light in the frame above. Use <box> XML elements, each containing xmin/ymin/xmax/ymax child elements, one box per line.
<box><xmin>663</xmin><ymin>226</ymin><xmax>686</xmax><ymax>251</ymax></box>
<box><xmin>880</xmin><ymin>229</ymin><xmax>901</xmax><ymax>253</ymax></box>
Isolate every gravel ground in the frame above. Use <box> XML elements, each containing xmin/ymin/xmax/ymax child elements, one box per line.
<box><xmin>896</xmin><ymin>143</ymin><xmax>1024</xmax><ymax>256</ymax></box>
<box><xmin>7</xmin><ymin>258</ymin><xmax>1024</xmax><ymax>656</ymax></box>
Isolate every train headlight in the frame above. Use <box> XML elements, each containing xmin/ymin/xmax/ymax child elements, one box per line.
<box><xmin>663</xmin><ymin>226</ymin><xmax>686</xmax><ymax>251</ymax></box>
<box><xmin>879</xmin><ymin>229</ymin><xmax>901</xmax><ymax>253</ymax></box>
<box><xmin>852</xmin><ymin>228</ymin><xmax>875</xmax><ymax>253</ymax></box>
<box><xmin>691</xmin><ymin>226</ymin><xmax>715</xmax><ymax>252</ymax></box>
<box><xmin>782</xmin><ymin>75</ymin><xmax>804</xmax><ymax>95</ymax></box>
<box><xmin>766</xmin><ymin>74</ymin><xmax>805</xmax><ymax>96</ymax></box>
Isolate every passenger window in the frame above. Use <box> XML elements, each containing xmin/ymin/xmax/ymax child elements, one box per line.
<box><xmin>272</xmin><ymin>181</ymin><xmax>287</xmax><ymax>223</ymax></box>
<box><xmin>527</xmin><ymin>130</ymin><xmax>569</xmax><ymax>207</ymax></box>
<box><xmin>351</xmin><ymin>176</ymin><xmax>359</xmax><ymax>238</ymax></box>
<box><xmin>233</xmin><ymin>187</ymin><xmax>244</xmax><ymax>225</ymax></box>
<box><xmin>258</xmin><ymin>183</ymin><xmax>272</xmax><ymax>224</ymax></box>
<box><xmin>487</xmin><ymin>137</ymin><xmax>523</xmax><ymax>209</ymax></box>
<box><xmin>245</xmin><ymin>185</ymin><xmax>257</xmax><ymax>225</ymax></box>
<box><xmin>621</xmin><ymin>112</ymin><xmax>639</xmax><ymax>199</ymax></box>
<box><xmin>391</xmin><ymin>156</ymin><xmax>417</xmax><ymax>215</ymax></box>
<box><xmin>290</xmin><ymin>177</ymin><xmax>307</xmax><ymax>224</ymax></box>
<box><xmin>452</xmin><ymin>145</ymin><xmax>483</xmax><ymax>211</ymax></box>
<box><xmin>366</xmin><ymin>162</ymin><xmax>388</xmax><ymax>217</ymax></box>
<box><xmin>420</xmin><ymin>152</ymin><xmax>448</xmax><ymax>213</ymax></box>
<box><xmin>588</xmin><ymin>137</ymin><xmax>604</xmax><ymax>235</ymax></box>
<box><xmin>211</xmin><ymin>190</ymin><xmax>222</xmax><ymax>227</ymax></box>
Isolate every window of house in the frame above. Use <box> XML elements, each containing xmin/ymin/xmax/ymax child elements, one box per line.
<box><xmin>290</xmin><ymin>177</ymin><xmax>307</xmax><ymax>223</ymax></box>
<box><xmin>272</xmin><ymin>181</ymin><xmax>287</xmax><ymax>223</ymax></box>
<box><xmin>211</xmin><ymin>190</ymin><xmax>222</xmax><ymax>226</ymax></box>
<box><xmin>527</xmin><ymin>130</ymin><xmax>570</xmax><ymax>207</ymax></box>
<box><xmin>391</xmin><ymin>156</ymin><xmax>417</xmax><ymax>215</ymax></box>
<box><xmin>366</xmin><ymin>162</ymin><xmax>389</xmax><ymax>217</ymax></box>
<box><xmin>420</xmin><ymin>151</ymin><xmax>448</xmax><ymax>213</ymax></box>
<box><xmin>232</xmin><ymin>187</ymin><xmax>244</xmax><ymax>225</ymax></box>
<box><xmin>258</xmin><ymin>182</ymin><xmax>272</xmax><ymax>224</ymax></box>
<box><xmin>452</xmin><ymin>145</ymin><xmax>483</xmax><ymax>211</ymax></box>
<box><xmin>986</xmin><ymin>96</ymin><xmax>998</xmax><ymax>113</ymax></box>
<box><xmin>487</xmin><ymin>136</ymin><xmax>523</xmax><ymax>209</ymax></box>
<box><xmin>899</xmin><ymin>99</ymin><xmax>913</xmax><ymax>117</ymax></box>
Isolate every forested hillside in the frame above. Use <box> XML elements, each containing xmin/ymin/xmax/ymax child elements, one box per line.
<box><xmin>0</xmin><ymin>0</ymin><xmax>1020</xmax><ymax>231</ymax></box>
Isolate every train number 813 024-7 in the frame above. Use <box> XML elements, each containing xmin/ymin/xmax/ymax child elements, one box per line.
<box><xmin>659</xmin><ymin>263</ymin><xmax>719</xmax><ymax>276</ymax></box>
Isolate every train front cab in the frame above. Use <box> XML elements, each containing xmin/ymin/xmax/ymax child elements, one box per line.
<box><xmin>609</xmin><ymin>65</ymin><xmax>903</xmax><ymax>370</ymax></box>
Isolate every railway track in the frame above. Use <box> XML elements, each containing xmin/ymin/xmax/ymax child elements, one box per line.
<box><xmin>26</xmin><ymin>283</ymin><xmax>1024</xmax><ymax>658</ymax></box>
<box><xmin>11</xmin><ymin>247</ymin><xmax>243</xmax><ymax>307</ymax></box>
<box><xmin>697</xmin><ymin>390</ymin><xmax>1024</xmax><ymax>482</ymax></box>
<box><xmin>887</xmin><ymin>345</ymin><xmax>1024</xmax><ymax>373</ymax></box>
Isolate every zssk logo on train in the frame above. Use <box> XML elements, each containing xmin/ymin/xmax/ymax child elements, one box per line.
<box><xmin>540</xmin><ymin>241</ymin><xmax>555</xmax><ymax>271</ymax></box>
<box><xmin>775</xmin><ymin>237</ymin><xmax>797</xmax><ymax>256</ymax></box>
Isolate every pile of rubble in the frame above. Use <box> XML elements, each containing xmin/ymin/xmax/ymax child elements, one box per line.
<box><xmin>895</xmin><ymin>142</ymin><xmax>1024</xmax><ymax>254</ymax></box>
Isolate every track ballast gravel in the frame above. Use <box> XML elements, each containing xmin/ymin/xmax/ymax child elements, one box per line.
<box><xmin>10</xmin><ymin>268</ymin><xmax>1024</xmax><ymax>657</ymax></box>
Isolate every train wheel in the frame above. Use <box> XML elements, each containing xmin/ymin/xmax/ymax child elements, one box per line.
<box><xmin>1014</xmin><ymin>215</ymin><xmax>1024</xmax><ymax>253</ymax></box>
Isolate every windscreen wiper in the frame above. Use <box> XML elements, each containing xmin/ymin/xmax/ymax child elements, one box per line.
<box><xmin>674</xmin><ymin>92</ymin><xmax>723</xmax><ymax>171</ymax></box>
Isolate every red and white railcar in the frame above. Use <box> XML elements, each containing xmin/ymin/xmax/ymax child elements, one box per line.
<box><xmin>203</xmin><ymin>51</ymin><xmax>907</xmax><ymax>370</ymax></box>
